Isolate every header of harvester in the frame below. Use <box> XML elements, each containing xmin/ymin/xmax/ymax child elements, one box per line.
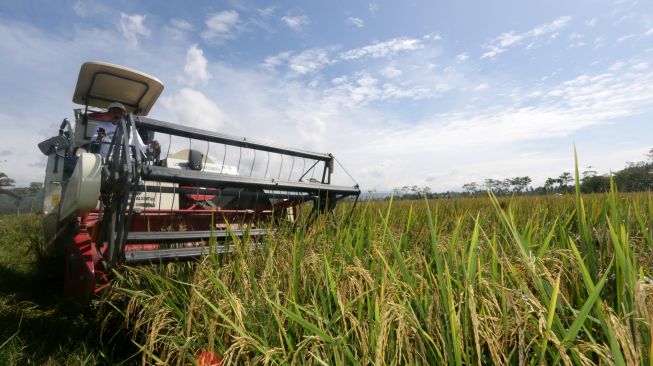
<box><xmin>39</xmin><ymin>60</ymin><xmax>360</xmax><ymax>302</ymax></box>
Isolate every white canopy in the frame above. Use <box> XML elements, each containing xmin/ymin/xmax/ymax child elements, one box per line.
<box><xmin>72</xmin><ymin>61</ymin><xmax>164</xmax><ymax>116</ymax></box>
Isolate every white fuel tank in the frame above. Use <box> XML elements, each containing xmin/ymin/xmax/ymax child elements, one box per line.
<box><xmin>60</xmin><ymin>152</ymin><xmax>102</xmax><ymax>219</ymax></box>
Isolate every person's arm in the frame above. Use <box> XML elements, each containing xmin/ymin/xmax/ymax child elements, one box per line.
<box><xmin>130</xmin><ymin>124</ymin><xmax>150</xmax><ymax>156</ymax></box>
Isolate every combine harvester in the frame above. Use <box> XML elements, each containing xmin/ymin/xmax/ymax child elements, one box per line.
<box><xmin>38</xmin><ymin>62</ymin><xmax>360</xmax><ymax>301</ymax></box>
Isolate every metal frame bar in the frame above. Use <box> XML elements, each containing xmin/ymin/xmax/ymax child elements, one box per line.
<box><xmin>142</xmin><ymin>165</ymin><xmax>360</xmax><ymax>195</ymax></box>
<box><xmin>126</xmin><ymin>228</ymin><xmax>268</xmax><ymax>243</ymax></box>
<box><xmin>137</xmin><ymin>185</ymin><xmax>318</xmax><ymax>202</ymax></box>
<box><xmin>134</xmin><ymin>116</ymin><xmax>333</xmax><ymax>162</ymax></box>
<box><xmin>124</xmin><ymin>243</ymin><xmax>263</xmax><ymax>265</ymax></box>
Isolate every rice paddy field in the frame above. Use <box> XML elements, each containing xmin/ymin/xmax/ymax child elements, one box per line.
<box><xmin>1</xmin><ymin>179</ymin><xmax>652</xmax><ymax>365</ymax></box>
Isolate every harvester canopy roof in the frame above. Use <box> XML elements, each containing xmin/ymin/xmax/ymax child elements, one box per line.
<box><xmin>72</xmin><ymin>61</ymin><xmax>164</xmax><ymax>116</ymax></box>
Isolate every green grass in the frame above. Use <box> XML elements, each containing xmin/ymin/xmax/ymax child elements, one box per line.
<box><xmin>1</xmin><ymin>187</ymin><xmax>652</xmax><ymax>364</ymax></box>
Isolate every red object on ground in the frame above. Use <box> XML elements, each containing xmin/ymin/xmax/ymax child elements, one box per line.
<box><xmin>197</xmin><ymin>349</ymin><xmax>222</xmax><ymax>366</ymax></box>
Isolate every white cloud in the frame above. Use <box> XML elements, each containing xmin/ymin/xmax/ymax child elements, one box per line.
<box><xmin>201</xmin><ymin>10</ymin><xmax>240</xmax><ymax>41</ymax></box>
<box><xmin>165</xmin><ymin>18</ymin><xmax>194</xmax><ymax>41</ymax></box>
<box><xmin>171</xmin><ymin>18</ymin><xmax>193</xmax><ymax>31</ymax></box>
<box><xmin>423</xmin><ymin>33</ymin><xmax>442</xmax><ymax>41</ymax></box>
<box><xmin>344</xmin><ymin>73</ymin><xmax>380</xmax><ymax>103</ymax></box>
<box><xmin>182</xmin><ymin>44</ymin><xmax>211</xmax><ymax>86</ymax></box>
<box><xmin>585</xmin><ymin>17</ymin><xmax>598</xmax><ymax>27</ymax></box>
<box><xmin>256</xmin><ymin>6</ymin><xmax>276</xmax><ymax>19</ymax></box>
<box><xmin>346</xmin><ymin>17</ymin><xmax>365</xmax><ymax>28</ymax></box>
<box><xmin>532</xmin><ymin>16</ymin><xmax>570</xmax><ymax>36</ymax></box>
<box><xmin>381</xmin><ymin>65</ymin><xmax>402</xmax><ymax>78</ymax></box>
<box><xmin>369</xmin><ymin>3</ymin><xmax>379</xmax><ymax>16</ymax></box>
<box><xmin>262</xmin><ymin>48</ymin><xmax>332</xmax><ymax>75</ymax></box>
<box><xmin>617</xmin><ymin>34</ymin><xmax>635</xmax><ymax>42</ymax></box>
<box><xmin>567</xmin><ymin>33</ymin><xmax>585</xmax><ymax>48</ymax></box>
<box><xmin>332</xmin><ymin>62</ymin><xmax>653</xmax><ymax>189</ymax></box>
<box><xmin>281</xmin><ymin>15</ymin><xmax>309</xmax><ymax>31</ymax></box>
<box><xmin>568</xmin><ymin>33</ymin><xmax>583</xmax><ymax>40</ymax></box>
<box><xmin>646</xmin><ymin>27</ymin><xmax>653</xmax><ymax>36</ymax></box>
<box><xmin>481</xmin><ymin>16</ymin><xmax>571</xmax><ymax>59</ymax></box>
<box><xmin>340</xmin><ymin>37</ymin><xmax>424</xmax><ymax>60</ymax></box>
<box><xmin>631</xmin><ymin>62</ymin><xmax>649</xmax><ymax>71</ymax></box>
<box><xmin>262</xmin><ymin>51</ymin><xmax>292</xmax><ymax>71</ymax></box>
<box><xmin>323</xmin><ymin>72</ymin><xmax>438</xmax><ymax>107</ymax></box>
<box><xmin>348</xmin><ymin>68</ymin><xmax>653</xmax><ymax>189</ymax></box>
<box><xmin>262</xmin><ymin>35</ymin><xmax>428</xmax><ymax>76</ymax></box>
<box><xmin>288</xmin><ymin>48</ymin><xmax>331</xmax><ymax>74</ymax></box>
<box><xmin>247</xmin><ymin>6</ymin><xmax>277</xmax><ymax>32</ymax></box>
<box><xmin>456</xmin><ymin>52</ymin><xmax>469</xmax><ymax>61</ymax></box>
<box><xmin>119</xmin><ymin>13</ymin><xmax>151</xmax><ymax>46</ymax></box>
<box><xmin>72</xmin><ymin>0</ymin><xmax>107</xmax><ymax>17</ymax></box>
<box><xmin>609</xmin><ymin>60</ymin><xmax>626</xmax><ymax>71</ymax></box>
<box><xmin>262</xmin><ymin>51</ymin><xmax>293</xmax><ymax>71</ymax></box>
<box><xmin>331</xmin><ymin>76</ymin><xmax>348</xmax><ymax>85</ymax></box>
<box><xmin>569</xmin><ymin>41</ymin><xmax>586</xmax><ymax>48</ymax></box>
<box><xmin>593</xmin><ymin>36</ymin><xmax>606</xmax><ymax>49</ymax></box>
<box><xmin>160</xmin><ymin>88</ymin><xmax>231</xmax><ymax>131</ymax></box>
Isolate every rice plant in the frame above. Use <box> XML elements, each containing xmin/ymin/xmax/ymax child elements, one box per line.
<box><xmin>108</xmin><ymin>174</ymin><xmax>653</xmax><ymax>365</ymax></box>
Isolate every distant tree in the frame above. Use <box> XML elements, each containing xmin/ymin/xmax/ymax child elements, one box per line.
<box><xmin>582</xmin><ymin>166</ymin><xmax>598</xmax><ymax>179</ymax></box>
<box><xmin>29</xmin><ymin>182</ymin><xmax>43</xmax><ymax>193</ymax></box>
<box><xmin>484</xmin><ymin>179</ymin><xmax>500</xmax><ymax>193</ymax></box>
<box><xmin>410</xmin><ymin>185</ymin><xmax>419</xmax><ymax>196</ymax></box>
<box><xmin>28</xmin><ymin>182</ymin><xmax>43</xmax><ymax>213</ymax></box>
<box><xmin>462</xmin><ymin>182</ymin><xmax>478</xmax><ymax>196</ymax></box>
<box><xmin>580</xmin><ymin>167</ymin><xmax>607</xmax><ymax>193</ymax></box>
<box><xmin>0</xmin><ymin>172</ymin><xmax>19</xmax><ymax>205</ymax></box>
<box><xmin>498</xmin><ymin>179</ymin><xmax>511</xmax><ymax>195</ymax></box>
<box><xmin>614</xmin><ymin>161</ymin><xmax>653</xmax><ymax>192</ymax></box>
<box><xmin>0</xmin><ymin>172</ymin><xmax>14</xmax><ymax>188</ymax></box>
<box><xmin>559</xmin><ymin>172</ymin><xmax>573</xmax><ymax>191</ymax></box>
<box><xmin>544</xmin><ymin>177</ymin><xmax>557</xmax><ymax>193</ymax></box>
<box><xmin>581</xmin><ymin>174</ymin><xmax>610</xmax><ymax>193</ymax></box>
<box><xmin>392</xmin><ymin>187</ymin><xmax>401</xmax><ymax>198</ymax></box>
<box><xmin>509</xmin><ymin>176</ymin><xmax>532</xmax><ymax>194</ymax></box>
<box><xmin>11</xmin><ymin>187</ymin><xmax>28</xmax><ymax>215</ymax></box>
<box><xmin>522</xmin><ymin>176</ymin><xmax>532</xmax><ymax>191</ymax></box>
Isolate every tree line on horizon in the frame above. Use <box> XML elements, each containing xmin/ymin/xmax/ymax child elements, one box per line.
<box><xmin>388</xmin><ymin>148</ymin><xmax>653</xmax><ymax>200</ymax></box>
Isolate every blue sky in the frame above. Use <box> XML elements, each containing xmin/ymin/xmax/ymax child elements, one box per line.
<box><xmin>1</xmin><ymin>0</ymin><xmax>653</xmax><ymax>191</ymax></box>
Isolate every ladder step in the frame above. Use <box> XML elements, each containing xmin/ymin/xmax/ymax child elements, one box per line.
<box><xmin>126</xmin><ymin>228</ymin><xmax>269</xmax><ymax>243</ymax></box>
<box><xmin>124</xmin><ymin>243</ymin><xmax>263</xmax><ymax>265</ymax></box>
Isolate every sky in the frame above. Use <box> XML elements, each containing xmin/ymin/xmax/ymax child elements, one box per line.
<box><xmin>1</xmin><ymin>0</ymin><xmax>653</xmax><ymax>192</ymax></box>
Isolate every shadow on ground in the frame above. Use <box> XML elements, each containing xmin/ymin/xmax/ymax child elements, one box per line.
<box><xmin>0</xmin><ymin>215</ymin><xmax>137</xmax><ymax>365</ymax></box>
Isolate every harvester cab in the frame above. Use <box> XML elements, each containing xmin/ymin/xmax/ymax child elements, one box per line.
<box><xmin>38</xmin><ymin>61</ymin><xmax>360</xmax><ymax>301</ymax></box>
